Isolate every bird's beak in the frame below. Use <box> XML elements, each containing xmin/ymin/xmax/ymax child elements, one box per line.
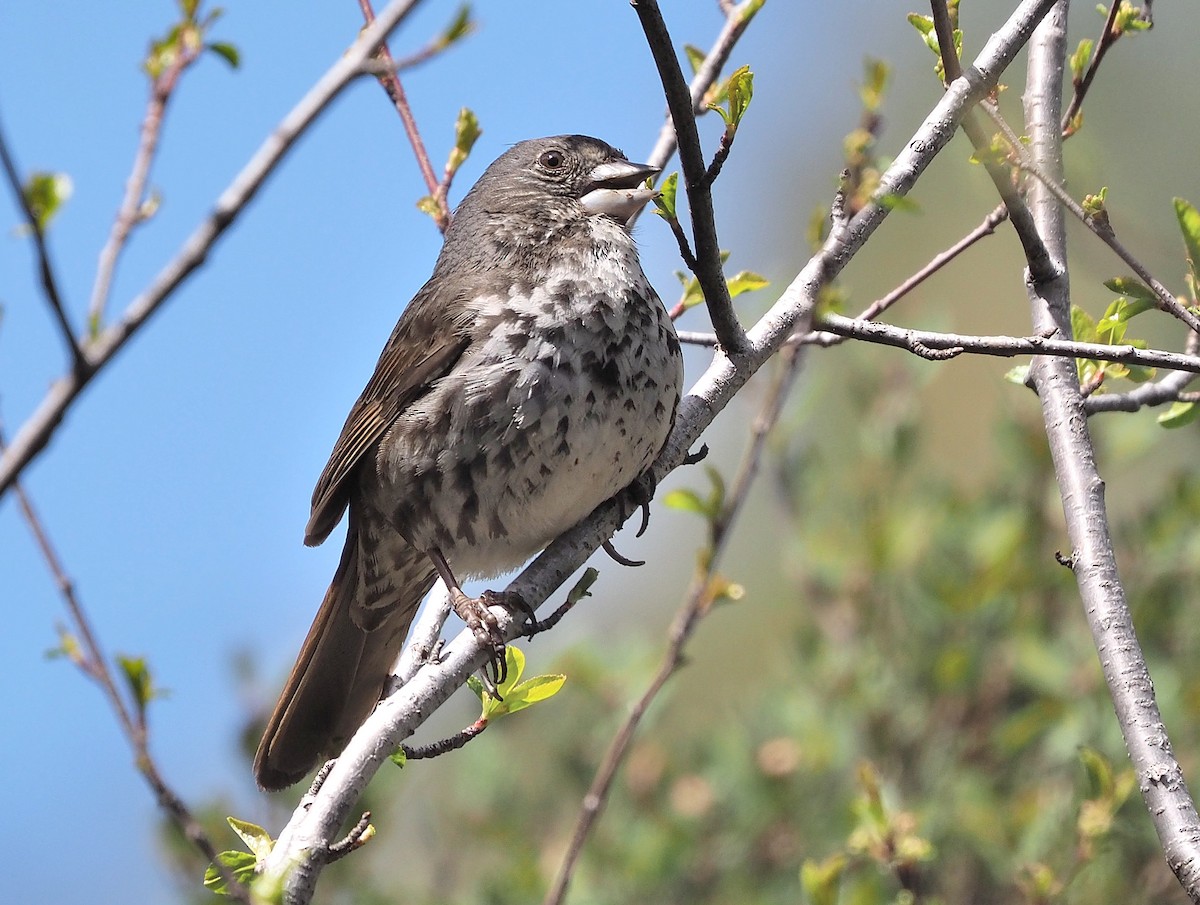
<box><xmin>580</xmin><ymin>160</ymin><xmax>661</xmax><ymax>225</ymax></box>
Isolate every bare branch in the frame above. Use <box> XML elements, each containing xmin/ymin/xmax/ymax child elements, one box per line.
<box><xmin>357</xmin><ymin>0</ymin><xmax>448</xmax><ymax>231</ymax></box>
<box><xmin>931</xmin><ymin>0</ymin><xmax>1057</xmax><ymax>284</ymax></box>
<box><xmin>1083</xmin><ymin>368</ymin><xmax>1198</xmax><ymax>413</ymax></box>
<box><xmin>0</xmin><ymin>0</ymin><xmax>426</xmax><ymax>500</ymax></box>
<box><xmin>806</xmin><ymin>314</ymin><xmax>1200</xmax><ymax>375</ymax></box>
<box><xmin>1016</xmin><ymin>152</ymin><xmax>1200</xmax><ymax>335</ymax></box>
<box><xmin>1022</xmin><ymin>6</ymin><xmax>1200</xmax><ymax>898</ymax></box>
<box><xmin>631</xmin><ymin>0</ymin><xmax>747</xmax><ymax>355</ymax></box>
<box><xmin>810</xmin><ymin>203</ymin><xmax>1009</xmax><ymax>347</ymax></box>
<box><xmin>0</xmin><ymin>428</ymin><xmax>250</xmax><ymax>903</ymax></box>
<box><xmin>1061</xmin><ymin>0</ymin><xmax>1125</xmax><ymax>136</ymax></box>
<box><xmin>89</xmin><ymin>30</ymin><xmax>203</xmax><ymax>334</ymax></box>
<box><xmin>0</xmin><ymin>116</ymin><xmax>83</xmax><ymax>369</ymax></box>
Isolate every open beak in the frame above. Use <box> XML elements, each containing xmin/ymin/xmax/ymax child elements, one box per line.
<box><xmin>580</xmin><ymin>159</ymin><xmax>661</xmax><ymax>225</ymax></box>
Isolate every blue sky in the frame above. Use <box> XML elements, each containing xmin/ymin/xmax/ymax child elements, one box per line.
<box><xmin>3</xmin><ymin>2</ymin><xmax>1197</xmax><ymax>902</ymax></box>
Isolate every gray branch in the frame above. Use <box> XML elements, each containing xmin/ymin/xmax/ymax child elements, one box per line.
<box><xmin>0</xmin><ymin>0</ymin><xmax>425</xmax><ymax>499</ymax></box>
<box><xmin>1021</xmin><ymin>4</ymin><xmax>1200</xmax><ymax>898</ymax></box>
<box><xmin>259</xmin><ymin>1</ymin><xmax>1062</xmax><ymax>900</ymax></box>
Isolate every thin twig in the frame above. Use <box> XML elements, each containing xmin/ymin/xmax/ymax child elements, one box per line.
<box><xmin>89</xmin><ymin>36</ymin><xmax>202</xmax><ymax>333</ymax></box>
<box><xmin>358</xmin><ymin>0</ymin><xmax>447</xmax><ymax>231</ymax></box>
<box><xmin>542</xmin><ymin>341</ymin><xmax>807</xmax><ymax>905</ymax></box>
<box><xmin>795</xmin><ymin>314</ymin><xmax>1200</xmax><ymax>375</ymax></box>
<box><xmin>0</xmin><ymin>116</ymin><xmax>83</xmax><ymax>369</ymax></box>
<box><xmin>931</xmin><ymin>0</ymin><xmax>1057</xmax><ymax>284</ymax></box>
<box><xmin>1016</xmin><ymin>152</ymin><xmax>1200</xmax><ymax>335</ymax></box>
<box><xmin>632</xmin><ymin>0</ymin><xmax>747</xmax><ymax>355</ymax></box>
<box><xmin>810</xmin><ymin>203</ymin><xmax>1009</xmax><ymax>347</ymax></box>
<box><xmin>0</xmin><ymin>0</ymin><xmax>427</xmax><ymax>500</ymax></box>
<box><xmin>1022</xmin><ymin>6</ymin><xmax>1200</xmax><ymax>898</ymax></box>
<box><xmin>402</xmin><ymin>720</ymin><xmax>486</xmax><ymax>759</ymax></box>
<box><xmin>325</xmin><ymin>812</ymin><xmax>373</xmax><ymax>863</ymax></box>
<box><xmin>638</xmin><ymin>0</ymin><xmax>760</xmax><ymax>183</ymax></box>
<box><xmin>0</xmin><ymin>428</ymin><xmax>250</xmax><ymax>903</ymax></box>
<box><xmin>1060</xmin><ymin>0</ymin><xmax>1124</xmax><ymax>136</ymax></box>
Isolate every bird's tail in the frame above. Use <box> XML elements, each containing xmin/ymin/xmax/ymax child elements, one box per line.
<box><xmin>254</xmin><ymin>525</ymin><xmax>435</xmax><ymax>791</ymax></box>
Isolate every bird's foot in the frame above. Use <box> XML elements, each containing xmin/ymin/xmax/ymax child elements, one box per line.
<box><xmin>450</xmin><ymin>587</ymin><xmax>529</xmax><ymax>693</ymax></box>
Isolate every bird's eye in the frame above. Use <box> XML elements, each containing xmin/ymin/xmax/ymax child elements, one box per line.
<box><xmin>538</xmin><ymin>149</ymin><xmax>565</xmax><ymax>170</ymax></box>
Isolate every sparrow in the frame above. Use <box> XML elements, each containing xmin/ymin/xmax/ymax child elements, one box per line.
<box><xmin>254</xmin><ymin>135</ymin><xmax>683</xmax><ymax>791</ymax></box>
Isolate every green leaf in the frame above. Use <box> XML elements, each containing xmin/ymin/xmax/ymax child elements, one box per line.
<box><xmin>738</xmin><ymin>0</ymin><xmax>765</xmax><ymax>24</ymax></box>
<box><xmin>707</xmin><ymin>65</ymin><xmax>753</xmax><ymax>134</ymax></box>
<box><xmin>663</xmin><ymin>488</ymin><xmax>708</xmax><ymax>516</ymax></box>
<box><xmin>652</xmin><ymin>171</ymin><xmax>679</xmax><ymax>220</ymax></box>
<box><xmin>116</xmin><ymin>654</ymin><xmax>157</xmax><ymax>717</ymax></box>
<box><xmin>389</xmin><ymin>747</ymin><xmax>408</xmax><ymax>768</ymax></box>
<box><xmin>1070</xmin><ymin>38</ymin><xmax>1094</xmax><ymax>81</ymax></box>
<box><xmin>1004</xmin><ymin>364</ymin><xmax>1031</xmax><ymax>386</ymax></box>
<box><xmin>22</xmin><ymin>171</ymin><xmax>73</xmax><ymax>231</ymax></box>
<box><xmin>416</xmin><ymin>195</ymin><xmax>442</xmax><ymax>219</ymax></box>
<box><xmin>725</xmin><ymin>65</ymin><xmax>753</xmax><ymax>130</ymax></box>
<box><xmin>471</xmin><ymin>646</ymin><xmax>567</xmax><ymax>720</ymax></box>
<box><xmin>206</xmin><ymin>41</ymin><xmax>240</xmax><ymax>68</ymax></box>
<box><xmin>1158</xmin><ymin>400</ymin><xmax>1199</xmax><ymax>429</ymax></box>
<box><xmin>726</xmin><ymin>270</ymin><xmax>768</xmax><ymax>299</ymax></box>
<box><xmin>490</xmin><ymin>673</ymin><xmax>567</xmax><ymax>717</ymax></box>
<box><xmin>800</xmin><ymin>854</ymin><xmax>847</xmax><ymax>905</ymax></box>
<box><xmin>448</xmin><ymin>107</ymin><xmax>481</xmax><ymax>173</ymax></box>
<box><xmin>565</xmin><ymin>567</ymin><xmax>599</xmax><ymax>608</ymax></box>
<box><xmin>1069</xmin><ymin>304</ymin><xmax>1098</xmax><ymax>343</ymax></box>
<box><xmin>435</xmin><ymin>4</ymin><xmax>475</xmax><ymax>50</ymax></box>
<box><xmin>683</xmin><ymin>44</ymin><xmax>706</xmax><ymax>76</ymax></box>
<box><xmin>1174</xmin><ymin>198</ymin><xmax>1200</xmax><ymax>286</ymax></box>
<box><xmin>1102</xmin><ymin>276</ymin><xmax>1157</xmax><ymax>308</ymax></box>
<box><xmin>663</xmin><ymin>467</ymin><xmax>726</xmax><ymax>523</ymax></box>
<box><xmin>859</xmin><ymin>58</ymin><xmax>889</xmax><ymax>113</ymax></box>
<box><xmin>203</xmin><ymin>850</ymin><xmax>257</xmax><ymax>896</ymax></box>
<box><xmin>227</xmin><ymin>817</ymin><xmax>273</xmax><ymax>860</ymax></box>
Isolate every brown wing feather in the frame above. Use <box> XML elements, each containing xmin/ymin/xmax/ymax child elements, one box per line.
<box><xmin>305</xmin><ymin>280</ymin><xmax>470</xmax><ymax>546</ymax></box>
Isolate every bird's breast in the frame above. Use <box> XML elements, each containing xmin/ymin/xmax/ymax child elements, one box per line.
<box><xmin>373</xmin><ymin>231</ymin><xmax>682</xmax><ymax>578</ymax></box>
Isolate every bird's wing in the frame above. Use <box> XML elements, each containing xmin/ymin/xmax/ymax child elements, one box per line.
<box><xmin>305</xmin><ymin>279</ymin><xmax>470</xmax><ymax>546</ymax></box>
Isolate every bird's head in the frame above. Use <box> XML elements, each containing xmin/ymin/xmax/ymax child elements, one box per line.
<box><xmin>457</xmin><ymin>135</ymin><xmax>660</xmax><ymax>228</ymax></box>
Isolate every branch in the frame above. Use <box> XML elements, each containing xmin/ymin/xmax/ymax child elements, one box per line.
<box><xmin>0</xmin><ymin>429</ymin><xmax>250</xmax><ymax>903</ymax></box>
<box><xmin>1082</xmin><ymin>368</ymin><xmax>1198</xmax><ymax>413</ymax></box>
<box><xmin>680</xmin><ymin>315</ymin><xmax>1200</xmax><ymax>377</ymax></box>
<box><xmin>357</xmin><ymin>0</ymin><xmax>447</xmax><ymax>231</ymax></box>
<box><xmin>0</xmin><ymin>0</ymin><xmax>426</xmax><ymax>500</ymax></box>
<box><xmin>88</xmin><ymin>31</ymin><xmax>202</xmax><ymax>334</ymax></box>
<box><xmin>931</xmin><ymin>0</ymin><xmax>1057</xmax><ymax>284</ymax></box>
<box><xmin>1060</xmin><ymin>0</ymin><xmax>1124</xmax><ymax>136</ymax></box>
<box><xmin>1015</xmin><ymin>151</ymin><xmax>1200</xmax><ymax>335</ymax></box>
<box><xmin>258</xmin><ymin>3</ymin><xmax>1062</xmax><ymax>900</ymax></box>
<box><xmin>810</xmin><ymin>202</ymin><xmax>1010</xmax><ymax>346</ymax></box>
<box><xmin>1022</xmin><ymin>6</ymin><xmax>1200</xmax><ymax>899</ymax></box>
<box><xmin>638</xmin><ymin>0</ymin><xmax>761</xmax><ymax>181</ymax></box>
<box><xmin>0</xmin><ymin>115</ymin><xmax>83</xmax><ymax>369</ymax></box>
<box><xmin>542</xmin><ymin>341</ymin><xmax>806</xmax><ymax>905</ymax></box>
<box><xmin>631</xmin><ymin>0</ymin><xmax>748</xmax><ymax>355</ymax></box>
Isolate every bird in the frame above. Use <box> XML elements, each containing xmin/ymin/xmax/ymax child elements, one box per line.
<box><xmin>253</xmin><ymin>135</ymin><xmax>684</xmax><ymax>791</ymax></box>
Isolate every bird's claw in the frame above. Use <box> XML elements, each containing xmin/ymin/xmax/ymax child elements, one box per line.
<box><xmin>621</xmin><ymin>471</ymin><xmax>657</xmax><ymax>538</ymax></box>
<box><xmin>451</xmin><ymin>588</ymin><xmax>535</xmax><ymax>692</ymax></box>
<box><xmin>602</xmin><ymin>538</ymin><xmax>645</xmax><ymax>568</ymax></box>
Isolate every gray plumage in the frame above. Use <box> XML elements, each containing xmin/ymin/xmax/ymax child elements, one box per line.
<box><xmin>255</xmin><ymin>135</ymin><xmax>683</xmax><ymax>791</ymax></box>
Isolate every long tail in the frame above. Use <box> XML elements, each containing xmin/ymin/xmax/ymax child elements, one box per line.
<box><xmin>254</xmin><ymin>523</ymin><xmax>435</xmax><ymax>791</ymax></box>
